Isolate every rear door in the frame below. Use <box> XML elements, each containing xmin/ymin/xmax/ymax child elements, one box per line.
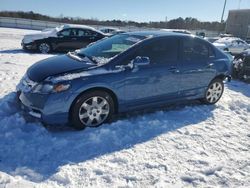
<box><xmin>76</xmin><ymin>29</ymin><xmax>103</xmax><ymax>49</ymax></box>
<box><xmin>123</xmin><ymin>37</ymin><xmax>181</xmax><ymax>108</ymax></box>
<box><xmin>179</xmin><ymin>38</ymin><xmax>216</xmax><ymax>97</ymax></box>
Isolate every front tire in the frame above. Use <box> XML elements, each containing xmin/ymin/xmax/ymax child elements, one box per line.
<box><xmin>71</xmin><ymin>91</ymin><xmax>115</xmax><ymax>130</ymax></box>
<box><xmin>38</xmin><ymin>42</ymin><xmax>51</xmax><ymax>54</ymax></box>
<box><xmin>202</xmin><ymin>79</ymin><xmax>224</xmax><ymax>104</ymax></box>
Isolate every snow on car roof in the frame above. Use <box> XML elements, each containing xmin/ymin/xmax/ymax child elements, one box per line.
<box><xmin>57</xmin><ymin>24</ymin><xmax>105</xmax><ymax>34</ymax></box>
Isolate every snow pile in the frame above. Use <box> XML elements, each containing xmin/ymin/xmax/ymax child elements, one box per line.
<box><xmin>92</xmin><ymin>56</ymin><xmax>113</xmax><ymax>65</ymax></box>
<box><xmin>0</xmin><ymin>28</ymin><xmax>249</xmax><ymax>188</ymax></box>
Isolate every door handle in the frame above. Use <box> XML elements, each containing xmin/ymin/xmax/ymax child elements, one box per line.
<box><xmin>168</xmin><ymin>67</ymin><xmax>180</xmax><ymax>73</ymax></box>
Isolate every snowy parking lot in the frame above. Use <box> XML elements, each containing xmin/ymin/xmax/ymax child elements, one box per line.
<box><xmin>0</xmin><ymin>28</ymin><xmax>249</xmax><ymax>188</ymax></box>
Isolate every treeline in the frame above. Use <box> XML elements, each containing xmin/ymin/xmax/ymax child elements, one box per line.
<box><xmin>0</xmin><ymin>11</ymin><xmax>225</xmax><ymax>31</ymax></box>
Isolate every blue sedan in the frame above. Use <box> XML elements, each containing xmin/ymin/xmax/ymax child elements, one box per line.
<box><xmin>17</xmin><ymin>31</ymin><xmax>232</xmax><ymax>129</ymax></box>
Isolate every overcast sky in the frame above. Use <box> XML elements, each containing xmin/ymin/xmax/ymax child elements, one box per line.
<box><xmin>1</xmin><ymin>0</ymin><xmax>250</xmax><ymax>22</ymax></box>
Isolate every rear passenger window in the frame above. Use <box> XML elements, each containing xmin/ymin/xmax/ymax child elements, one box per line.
<box><xmin>136</xmin><ymin>38</ymin><xmax>178</xmax><ymax>64</ymax></box>
<box><xmin>183</xmin><ymin>39</ymin><xmax>209</xmax><ymax>61</ymax></box>
<box><xmin>77</xmin><ymin>29</ymin><xmax>97</xmax><ymax>37</ymax></box>
<box><xmin>78</xmin><ymin>29</ymin><xmax>90</xmax><ymax>37</ymax></box>
<box><xmin>60</xmin><ymin>29</ymin><xmax>71</xmax><ymax>36</ymax></box>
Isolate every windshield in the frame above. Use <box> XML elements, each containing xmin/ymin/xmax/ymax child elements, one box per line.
<box><xmin>78</xmin><ymin>34</ymin><xmax>146</xmax><ymax>64</ymax></box>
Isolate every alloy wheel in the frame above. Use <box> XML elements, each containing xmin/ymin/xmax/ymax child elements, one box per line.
<box><xmin>39</xmin><ymin>43</ymin><xmax>50</xmax><ymax>53</ymax></box>
<box><xmin>206</xmin><ymin>82</ymin><xmax>223</xmax><ymax>103</ymax></box>
<box><xmin>78</xmin><ymin>96</ymin><xmax>110</xmax><ymax>127</ymax></box>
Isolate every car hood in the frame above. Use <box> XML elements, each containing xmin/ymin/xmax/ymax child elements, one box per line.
<box><xmin>27</xmin><ymin>54</ymin><xmax>96</xmax><ymax>82</ymax></box>
<box><xmin>22</xmin><ymin>30</ymin><xmax>57</xmax><ymax>44</ymax></box>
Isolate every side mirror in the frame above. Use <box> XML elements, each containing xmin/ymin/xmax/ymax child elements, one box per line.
<box><xmin>132</xmin><ymin>56</ymin><xmax>150</xmax><ymax>66</ymax></box>
<box><xmin>114</xmin><ymin>56</ymin><xmax>150</xmax><ymax>72</ymax></box>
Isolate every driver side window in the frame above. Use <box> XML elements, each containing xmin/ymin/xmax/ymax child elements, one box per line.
<box><xmin>59</xmin><ymin>29</ymin><xmax>71</xmax><ymax>37</ymax></box>
<box><xmin>120</xmin><ymin>38</ymin><xmax>178</xmax><ymax>65</ymax></box>
<box><xmin>59</xmin><ymin>29</ymin><xmax>77</xmax><ymax>37</ymax></box>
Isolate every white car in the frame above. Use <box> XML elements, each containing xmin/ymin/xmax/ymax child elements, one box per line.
<box><xmin>213</xmin><ymin>37</ymin><xmax>249</xmax><ymax>54</ymax></box>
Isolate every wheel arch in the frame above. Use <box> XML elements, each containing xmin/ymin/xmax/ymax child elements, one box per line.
<box><xmin>69</xmin><ymin>87</ymin><xmax>119</xmax><ymax>120</ymax></box>
<box><xmin>213</xmin><ymin>74</ymin><xmax>227</xmax><ymax>81</ymax></box>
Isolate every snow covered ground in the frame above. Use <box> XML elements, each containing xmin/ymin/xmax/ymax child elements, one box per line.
<box><xmin>0</xmin><ymin>27</ymin><xmax>249</xmax><ymax>188</ymax></box>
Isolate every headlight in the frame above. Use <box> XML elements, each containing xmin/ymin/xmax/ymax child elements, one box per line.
<box><xmin>32</xmin><ymin>83</ymin><xmax>70</xmax><ymax>94</ymax></box>
<box><xmin>22</xmin><ymin>37</ymin><xmax>34</xmax><ymax>44</ymax></box>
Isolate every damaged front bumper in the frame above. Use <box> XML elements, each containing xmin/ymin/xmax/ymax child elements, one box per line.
<box><xmin>17</xmin><ymin>90</ymin><xmax>72</xmax><ymax>126</ymax></box>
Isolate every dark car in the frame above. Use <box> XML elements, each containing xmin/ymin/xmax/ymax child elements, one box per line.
<box><xmin>17</xmin><ymin>31</ymin><xmax>232</xmax><ymax>130</ymax></box>
<box><xmin>21</xmin><ymin>24</ymin><xmax>107</xmax><ymax>53</ymax></box>
<box><xmin>232</xmin><ymin>50</ymin><xmax>250</xmax><ymax>81</ymax></box>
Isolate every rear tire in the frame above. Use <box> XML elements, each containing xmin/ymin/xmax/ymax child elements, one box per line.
<box><xmin>202</xmin><ymin>79</ymin><xmax>224</xmax><ymax>105</ymax></box>
<box><xmin>70</xmin><ymin>91</ymin><xmax>115</xmax><ymax>130</ymax></box>
<box><xmin>38</xmin><ymin>42</ymin><xmax>51</xmax><ymax>54</ymax></box>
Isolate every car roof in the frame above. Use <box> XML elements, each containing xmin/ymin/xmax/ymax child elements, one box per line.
<box><xmin>161</xmin><ymin>29</ymin><xmax>192</xmax><ymax>34</ymax></box>
<box><xmin>59</xmin><ymin>24</ymin><xmax>105</xmax><ymax>34</ymax></box>
<box><xmin>124</xmin><ymin>30</ymin><xmax>195</xmax><ymax>38</ymax></box>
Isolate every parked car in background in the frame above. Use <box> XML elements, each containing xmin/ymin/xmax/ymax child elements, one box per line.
<box><xmin>204</xmin><ymin>37</ymin><xmax>220</xmax><ymax>43</ymax></box>
<box><xmin>232</xmin><ymin>49</ymin><xmax>250</xmax><ymax>81</ymax></box>
<box><xmin>99</xmin><ymin>27</ymin><xmax>125</xmax><ymax>35</ymax></box>
<box><xmin>111</xmin><ymin>30</ymin><xmax>126</xmax><ymax>35</ymax></box>
<box><xmin>17</xmin><ymin>31</ymin><xmax>231</xmax><ymax>130</ymax></box>
<box><xmin>22</xmin><ymin>24</ymin><xmax>107</xmax><ymax>53</ymax></box>
<box><xmin>213</xmin><ymin>37</ymin><xmax>250</xmax><ymax>54</ymax></box>
<box><xmin>220</xmin><ymin>33</ymin><xmax>234</xmax><ymax>38</ymax></box>
<box><xmin>196</xmin><ymin>31</ymin><xmax>205</xmax><ymax>38</ymax></box>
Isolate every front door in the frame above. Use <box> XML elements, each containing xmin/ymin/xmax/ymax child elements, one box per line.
<box><xmin>55</xmin><ymin>28</ymin><xmax>78</xmax><ymax>51</ymax></box>
<box><xmin>123</xmin><ymin>37</ymin><xmax>181</xmax><ymax>109</ymax></box>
